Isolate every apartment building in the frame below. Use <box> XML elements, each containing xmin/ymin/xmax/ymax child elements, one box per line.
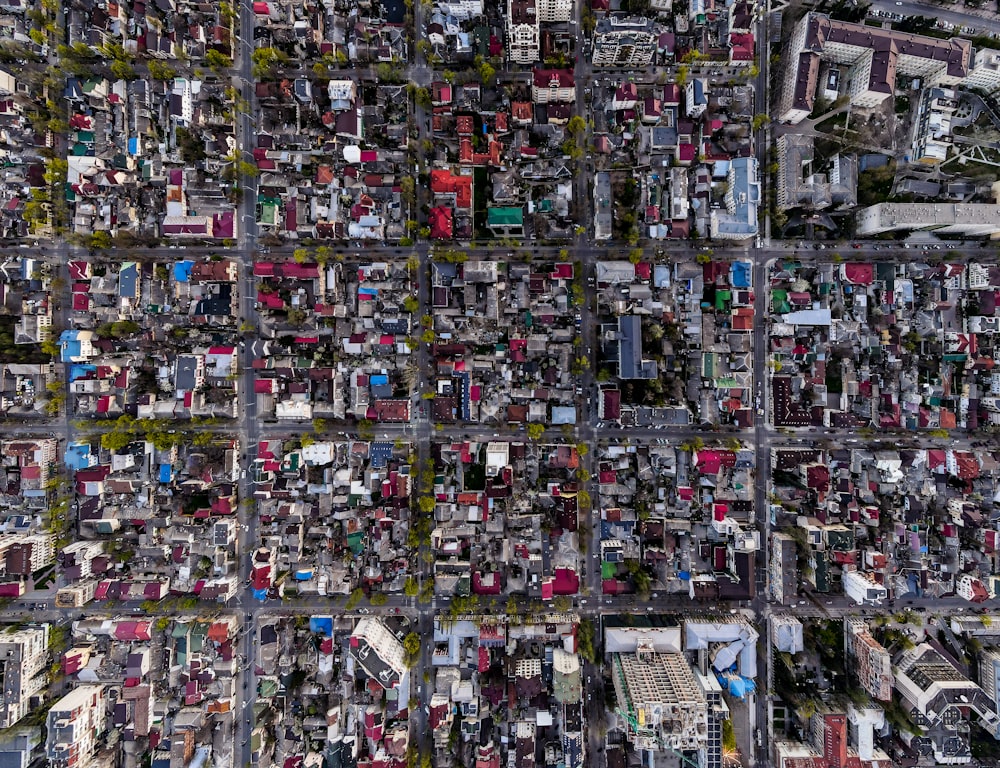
<box><xmin>531</xmin><ymin>69</ymin><xmax>576</xmax><ymax>103</ymax></box>
<box><xmin>777</xmin><ymin>13</ymin><xmax>973</xmax><ymax>124</ymax></box>
<box><xmin>350</xmin><ymin>617</ymin><xmax>408</xmax><ymax>689</ymax></box>
<box><xmin>894</xmin><ymin>643</ymin><xmax>1000</xmax><ymax>762</ymax></box>
<box><xmin>46</xmin><ymin>685</ymin><xmax>107</xmax><ymax>768</ymax></box>
<box><xmin>776</xmin><ymin>134</ymin><xmax>857</xmax><ymax>211</ymax></box>
<box><xmin>0</xmin><ymin>625</ymin><xmax>49</xmax><ymax>728</ymax></box>
<box><xmin>507</xmin><ymin>0</ymin><xmax>572</xmax><ymax>63</ymax></box>
<box><xmin>845</xmin><ymin>619</ymin><xmax>893</xmax><ymax>701</ymax></box>
<box><xmin>0</xmin><ymin>533</ymin><xmax>54</xmax><ymax>578</ymax></box>
<box><xmin>592</xmin><ymin>16</ymin><xmax>659</xmax><ymax>67</ymax></box>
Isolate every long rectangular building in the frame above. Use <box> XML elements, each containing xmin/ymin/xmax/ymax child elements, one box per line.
<box><xmin>856</xmin><ymin>202</ymin><xmax>1000</xmax><ymax>236</ymax></box>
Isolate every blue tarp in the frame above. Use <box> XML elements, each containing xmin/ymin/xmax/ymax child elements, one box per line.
<box><xmin>69</xmin><ymin>364</ymin><xmax>96</xmax><ymax>382</ymax></box>
<box><xmin>174</xmin><ymin>261</ymin><xmax>195</xmax><ymax>283</ymax></box>
<box><xmin>64</xmin><ymin>442</ymin><xmax>92</xmax><ymax>470</ymax></box>
<box><xmin>370</xmin><ymin>374</ymin><xmax>389</xmax><ymax>386</ymax></box>
<box><xmin>252</xmin><ymin>588</ymin><xmax>268</xmax><ymax>602</ymax></box>
<box><xmin>678</xmin><ymin>570</ymin><xmax>691</xmax><ymax>580</ymax></box>
<box><xmin>310</xmin><ymin>617</ymin><xmax>333</xmax><ymax>636</ymax></box>
<box><xmin>294</xmin><ymin>569</ymin><xmax>314</xmax><ymax>581</ymax></box>
<box><xmin>159</xmin><ymin>464</ymin><xmax>172</xmax><ymax>483</ymax></box>
<box><xmin>717</xmin><ymin>671</ymin><xmax>755</xmax><ymax>699</ymax></box>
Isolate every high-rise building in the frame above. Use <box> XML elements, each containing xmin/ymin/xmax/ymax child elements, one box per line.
<box><xmin>0</xmin><ymin>626</ymin><xmax>49</xmax><ymax>728</ymax></box>
<box><xmin>894</xmin><ymin>643</ymin><xmax>1000</xmax><ymax>763</ymax></box>
<box><xmin>769</xmin><ymin>532</ymin><xmax>798</xmax><ymax>606</ymax></box>
<box><xmin>842</xmin><ymin>570</ymin><xmax>887</xmax><ymax>606</ymax></box>
<box><xmin>845</xmin><ymin>620</ymin><xmax>893</xmax><ymax>701</ymax></box>
<box><xmin>46</xmin><ymin>686</ymin><xmax>107</xmax><ymax>768</ymax></box>
<box><xmin>777</xmin><ymin>13</ymin><xmax>973</xmax><ymax>124</ymax></box>
<box><xmin>592</xmin><ymin>16</ymin><xmax>659</xmax><ymax>67</ymax></box>
<box><xmin>507</xmin><ymin>0</ymin><xmax>572</xmax><ymax>63</ymax></box>
<box><xmin>611</xmin><ymin>644</ymin><xmax>708</xmax><ymax>754</ymax></box>
<box><xmin>350</xmin><ymin>617</ymin><xmax>408</xmax><ymax>690</ymax></box>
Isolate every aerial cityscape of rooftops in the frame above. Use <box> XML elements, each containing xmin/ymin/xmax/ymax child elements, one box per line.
<box><xmin>10</xmin><ymin>0</ymin><xmax>1000</xmax><ymax>764</ymax></box>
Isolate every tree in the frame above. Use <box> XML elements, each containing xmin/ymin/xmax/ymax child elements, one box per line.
<box><xmin>101</xmin><ymin>431</ymin><xmax>132</xmax><ymax>451</ymax></box>
<box><xmin>251</xmin><ymin>46</ymin><xmax>289</xmax><ymax>77</ymax></box>
<box><xmin>404</xmin><ymin>577</ymin><xmax>419</xmax><ymax>597</ymax></box>
<box><xmin>403</xmin><ymin>632</ymin><xmax>421</xmax><ymax>657</ymax></box>
<box><xmin>293</xmin><ymin>248</ymin><xmax>308</xmax><ymax>263</ymax></box>
<box><xmin>566</xmin><ymin>115</ymin><xmax>585</xmax><ymax>136</ymax></box>
<box><xmin>147</xmin><ymin>60</ymin><xmax>177</xmax><ymax>81</ymax></box>
<box><xmin>43</xmin><ymin>158</ymin><xmax>68</xmax><ymax>186</ymax></box>
<box><xmin>370</xmin><ymin>592</ymin><xmax>388</xmax><ymax>606</ymax></box>
<box><xmin>475</xmin><ymin>56</ymin><xmax>495</xmax><ymax>83</ymax></box>
<box><xmin>345</xmin><ymin>588</ymin><xmax>363</xmax><ymax>609</ymax></box>
<box><xmin>526</xmin><ymin>423</ymin><xmax>545</xmax><ymax>440</ymax></box>
<box><xmin>628</xmin><ymin>248</ymin><xmax>643</xmax><ymax>264</ymax></box>
<box><xmin>418</xmin><ymin>496</ymin><xmax>436</xmax><ymax>514</ymax></box>
<box><xmin>88</xmin><ymin>231</ymin><xmax>113</xmax><ymax>250</ymax></box>
<box><xmin>205</xmin><ymin>49</ymin><xmax>232</xmax><ymax>70</ymax></box>
<box><xmin>110</xmin><ymin>60</ymin><xmax>137</xmax><ymax>80</ymax></box>
<box><xmin>752</xmin><ymin>113</ymin><xmax>770</xmax><ymax>131</ymax></box>
<box><xmin>413</xmin><ymin>87</ymin><xmax>431</xmax><ymax>108</ymax></box>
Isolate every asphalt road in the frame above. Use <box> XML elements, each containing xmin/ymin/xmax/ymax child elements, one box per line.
<box><xmin>869</xmin><ymin>0</ymin><xmax>1000</xmax><ymax>32</ymax></box>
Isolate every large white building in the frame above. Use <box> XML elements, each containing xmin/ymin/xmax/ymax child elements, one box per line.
<box><xmin>592</xmin><ymin>16</ymin><xmax>659</xmax><ymax>67</ymax></box>
<box><xmin>979</xmin><ymin>649</ymin><xmax>1000</xmax><ymax>706</ymax></box>
<box><xmin>350</xmin><ymin>617</ymin><xmax>408</xmax><ymax>689</ymax></box>
<box><xmin>843</xmin><ymin>570</ymin><xmax>887</xmax><ymax>606</ymax></box>
<box><xmin>507</xmin><ymin>0</ymin><xmax>572</xmax><ymax>63</ymax></box>
<box><xmin>776</xmin><ymin>134</ymin><xmax>857</xmax><ymax>211</ymax></box>
<box><xmin>46</xmin><ymin>685</ymin><xmax>107</xmax><ymax>768</ymax></box>
<box><xmin>612</xmin><ymin>645</ymin><xmax>708</xmax><ymax>753</ymax></box>
<box><xmin>531</xmin><ymin>69</ymin><xmax>575</xmax><ymax>104</ymax></box>
<box><xmin>0</xmin><ymin>533</ymin><xmax>54</xmax><ymax>578</ymax></box>
<box><xmin>435</xmin><ymin>0</ymin><xmax>483</xmax><ymax>21</ymax></box>
<box><xmin>710</xmin><ymin>157</ymin><xmax>760</xmax><ymax>241</ymax></box>
<box><xmin>966</xmin><ymin>47</ymin><xmax>1000</xmax><ymax>93</ymax></box>
<box><xmin>777</xmin><ymin>13</ymin><xmax>974</xmax><ymax>124</ymax></box>
<box><xmin>0</xmin><ymin>626</ymin><xmax>49</xmax><ymax>728</ymax></box>
<box><xmin>856</xmin><ymin>202</ymin><xmax>1000</xmax><ymax>236</ymax></box>
<box><xmin>895</xmin><ymin>644</ymin><xmax>1000</xmax><ymax>762</ymax></box>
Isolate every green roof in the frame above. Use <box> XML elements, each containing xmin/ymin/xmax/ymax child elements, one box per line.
<box><xmin>702</xmin><ymin>353</ymin><xmax>715</xmax><ymax>378</ymax></box>
<box><xmin>347</xmin><ymin>531</ymin><xmax>364</xmax><ymax>554</ymax></box>
<box><xmin>487</xmin><ymin>207</ymin><xmax>523</xmax><ymax>226</ymax></box>
<box><xmin>771</xmin><ymin>288</ymin><xmax>790</xmax><ymax>314</ymax></box>
<box><xmin>259</xmin><ymin>203</ymin><xmax>279</xmax><ymax>226</ymax></box>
